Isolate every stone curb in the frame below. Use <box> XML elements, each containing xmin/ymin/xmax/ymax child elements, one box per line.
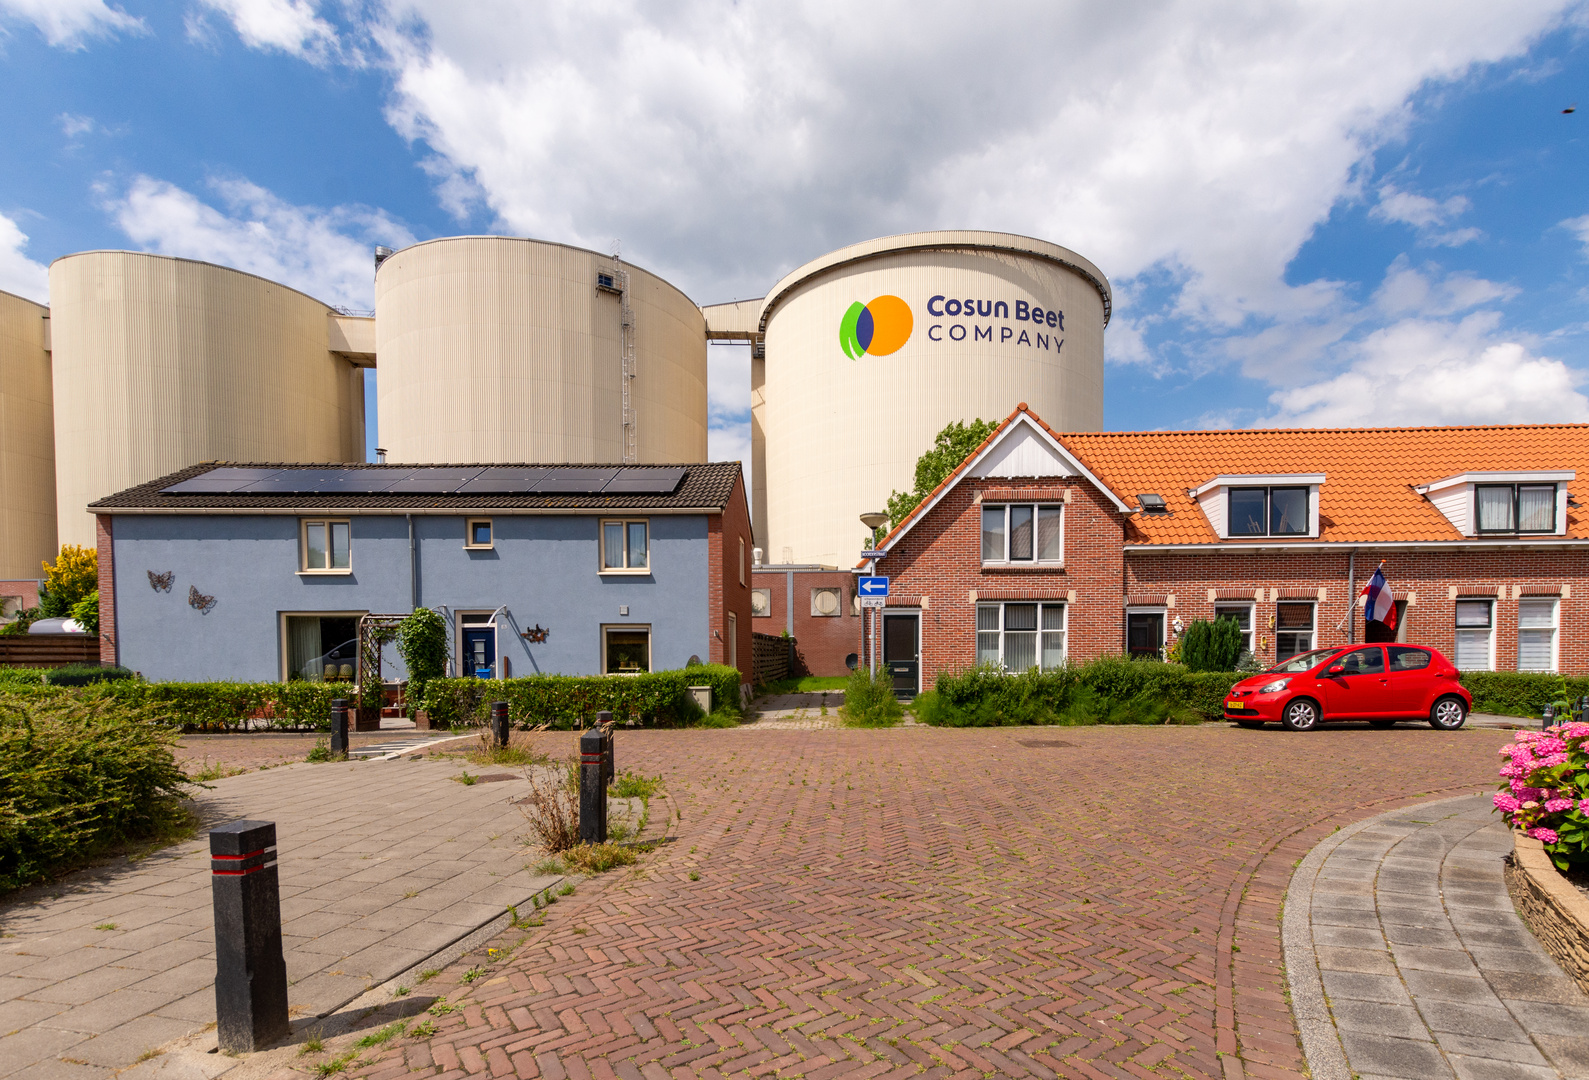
<box><xmin>1281</xmin><ymin>793</ymin><xmax>1481</xmax><ymax>1080</ymax></box>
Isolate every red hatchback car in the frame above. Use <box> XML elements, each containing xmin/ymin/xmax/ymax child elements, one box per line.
<box><xmin>1223</xmin><ymin>644</ymin><xmax>1472</xmax><ymax>732</ymax></box>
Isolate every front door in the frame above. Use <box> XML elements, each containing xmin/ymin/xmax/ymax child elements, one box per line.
<box><xmin>883</xmin><ymin>613</ymin><xmax>919</xmax><ymax>700</ymax></box>
<box><xmin>1127</xmin><ymin>612</ymin><xmax>1164</xmax><ymax>659</ymax></box>
<box><xmin>462</xmin><ymin>628</ymin><xmax>496</xmax><ymax>678</ymax></box>
<box><xmin>1320</xmin><ymin>646</ymin><xmax>1387</xmax><ymax>717</ymax></box>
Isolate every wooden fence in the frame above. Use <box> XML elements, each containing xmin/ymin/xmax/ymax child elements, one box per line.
<box><xmin>752</xmin><ymin>632</ymin><xmax>795</xmax><ymax>686</ymax></box>
<box><xmin>0</xmin><ymin>635</ymin><xmax>101</xmax><ymax>668</ymax></box>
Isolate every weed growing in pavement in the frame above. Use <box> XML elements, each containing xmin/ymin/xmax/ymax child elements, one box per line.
<box><xmin>518</xmin><ymin>762</ymin><xmax>580</xmax><ymax>852</ymax></box>
<box><xmin>417</xmin><ymin>968</ymin><xmax>439</xmax><ymax>983</ymax></box>
<box><xmin>610</xmin><ymin>770</ymin><xmax>663</xmax><ymax>799</ymax></box>
<box><xmin>314</xmin><ymin>1050</ymin><xmax>359</xmax><ymax>1077</ymax></box>
<box><xmin>297</xmin><ymin>1034</ymin><xmax>324</xmax><ymax>1057</ymax></box>
<box><xmin>459</xmin><ymin>966</ymin><xmax>485</xmax><ymax>983</ymax></box>
<box><xmin>409</xmin><ymin>1019</ymin><xmax>435</xmax><ymax>1039</ymax></box>
<box><xmin>839</xmin><ymin>667</ymin><xmax>904</xmax><ymax>727</ymax></box>
<box><xmin>691</xmin><ymin>711</ymin><xmax>740</xmax><ymax>728</ymax></box>
<box><xmin>689</xmin><ymin>871</ymin><xmax>700</xmax><ymax>881</ymax></box>
<box><xmin>558</xmin><ymin>880</ymin><xmax>576</xmax><ymax>896</ymax></box>
<box><xmin>94</xmin><ymin>922</ymin><xmax>116</xmax><ymax>931</ymax></box>
<box><xmin>562</xmin><ymin>842</ymin><xmax>636</xmax><ymax>875</ymax></box>
<box><xmin>427</xmin><ymin>998</ymin><xmax>457</xmax><ymax>1016</ymax></box>
<box><xmin>453</xmin><ymin>770</ymin><xmax>477</xmax><ymax>786</ymax></box>
<box><xmin>469</xmin><ymin>727</ymin><xmax>550</xmax><ymax>768</ymax></box>
<box><xmin>402</xmin><ymin>889</ymin><xmax>418</xmax><ymax>899</ymax></box>
<box><xmin>607</xmin><ymin>820</ymin><xmax>633</xmax><ymax>842</ymax></box>
<box><xmin>533</xmin><ymin>857</ymin><xmax>564</xmax><ymax>875</ymax></box>
<box><xmin>304</xmin><ymin>740</ymin><xmax>344</xmax><ymax>764</ymax></box>
<box><xmin>392</xmin><ymin>985</ymin><xmax>409</xmax><ymax>997</ymax></box>
<box><xmin>186</xmin><ymin>758</ymin><xmax>246</xmax><ymax>781</ymax></box>
<box><xmin>355</xmin><ymin>1020</ymin><xmax>408</xmax><ymax>1049</ymax></box>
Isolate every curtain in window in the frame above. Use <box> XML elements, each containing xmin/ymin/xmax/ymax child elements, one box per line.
<box><xmin>627</xmin><ymin>522</ymin><xmax>648</xmax><ymax>567</ymax></box>
<box><xmin>1518</xmin><ymin>487</ymin><xmax>1555</xmax><ymax>532</ymax></box>
<box><xmin>1041</xmin><ymin>604</ymin><xmax>1066</xmax><ymax>669</ymax></box>
<box><xmin>1455</xmin><ymin>630</ymin><xmax>1491</xmax><ymax>670</ymax></box>
<box><xmin>603</xmin><ymin>523</ymin><xmax>624</xmax><ymax>568</ymax></box>
<box><xmin>287</xmin><ymin>616</ymin><xmax>323</xmax><ymax>680</ymax></box>
<box><xmin>1002</xmin><ymin>604</ymin><xmax>1037</xmax><ymax>670</ymax></box>
<box><xmin>1517</xmin><ymin>599</ymin><xmax>1556</xmax><ymax>671</ymax></box>
<box><xmin>977</xmin><ymin>606</ymin><xmax>1000</xmax><ymax>664</ymax></box>
<box><xmin>1477</xmin><ymin>487</ymin><xmax>1514</xmax><ymax>531</ymax></box>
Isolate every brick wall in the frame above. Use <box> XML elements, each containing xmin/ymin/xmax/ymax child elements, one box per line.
<box><xmin>96</xmin><ymin>513</ymin><xmax>116</xmax><ymax>666</ymax></box>
<box><xmin>751</xmin><ymin>566</ymin><xmax>860</xmax><ymax>676</ymax></box>
<box><xmin>710</xmin><ymin>472</ymin><xmax>755</xmax><ymax>686</ymax></box>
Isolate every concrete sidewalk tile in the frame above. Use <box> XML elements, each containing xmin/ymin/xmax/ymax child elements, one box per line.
<box><xmin>112</xmin><ymin>941</ymin><xmax>211</xmax><ymax>973</ymax></box>
<box><xmin>1445</xmin><ymin>1056</ymin><xmax>1557</xmax><ymax>1080</ymax></box>
<box><xmin>1321</xmin><ymin>970</ymin><xmax>1413</xmax><ymax>1006</ymax></box>
<box><xmin>1418</xmin><ymin>1001</ymin><xmax>1527</xmax><ymax>1042</ymax></box>
<box><xmin>126</xmin><ymin>958</ymin><xmax>213</xmax><ymax>998</ymax></box>
<box><xmin>1312</xmin><ymin>924</ymin><xmax>1385</xmax><ymax>949</ymax></box>
<box><xmin>0</xmin><ymin>1024</ymin><xmax>89</xmax><ymax>1071</ymax></box>
<box><xmin>1505</xmin><ymin>1000</ymin><xmax>1589</xmax><ymax>1037</ymax></box>
<box><xmin>1389</xmin><ymin>944</ymin><xmax>1480</xmax><ymax>976</ymax></box>
<box><xmin>6</xmin><ymin>1058</ymin><xmax>113</xmax><ymax>1080</ymax></box>
<box><xmin>0</xmin><ymin>975</ymin><xmax>53</xmax><ymax>1001</ymax></box>
<box><xmin>1402</xmin><ymin>970</ymin><xmax>1497</xmax><ymax>1004</ymax></box>
<box><xmin>1315</xmin><ymin>945</ymin><xmax>1398</xmax><ymax>976</ymax></box>
<box><xmin>1465</xmin><ymin>947</ymin><xmax>1560</xmax><ymax>976</ymax></box>
<box><xmin>149</xmin><ymin>990</ymin><xmax>213</xmax><ymax>1024</ymax></box>
<box><xmin>1459</xmin><ymin>927</ymin><xmax>1537</xmax><ymax>951</ymax></box>
<box><xmin>1376</xmin><ymin>902</ymin><xmax>1441</xmax><ymax>927</ymax></box>
<box><xmin>11</xmin><ymin>951</ymin><xmax>131</xmax><ymax>983</ymax></box>
<box><xmin>0</xmin><ymin>997</ymin><xmax>67</xmax><ymax>1031</ymax></box>
<box><xmin>27</xmin><ymin>964</ymin><xmax>152</xmax><ymax>1004</ymax></box>
<box><xmin>1337</xmin><ymin>1031</ymin><xmax>1453</xmax><ymax>1078</ymax></box>
<box><xmin>35</xmin><ymin>989</ymin><xmax>182</xmax><ymax>1035</ymax></box>
<box><xmin>1431</xmin><ymin>1032</ymin><xmax>1549</xmax><ymax>1067</ymax></box>
<box><xmin>68</xmin><ymin>1016</ymin><xmax>197</xmax><ymax>1067</ymax></box>
<box><xmin>1327</xmin><ymin>999</ymin><xmax>1430</xmax><ymax>1040</ymax></box>
<box><xmin>1311</xmin><ymin>904</ymin><xmax>1380</xmax><ymax>928</ymax></box>
<box><xmin>1382</xmin><ymin>923</ymin><xmax>1462</xmax><ymax>948</ymax></box>
<box><xmin>1486</xmin><ymin>971</ymin><xmax>1584</xmax><ymax>1004</ymax></box>
<box><xmin>1534</xmin><ymin>1033</ymin><xmax>1589</xmax><ymax>1075</ymax></box>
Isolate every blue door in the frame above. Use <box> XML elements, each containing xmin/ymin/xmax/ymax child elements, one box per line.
<box><xmin>462</xmin><ymin>628</ymin><xmax>495</xmax><ymax>678</ymax></box>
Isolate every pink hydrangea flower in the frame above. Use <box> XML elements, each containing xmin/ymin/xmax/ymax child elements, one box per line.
<box><xmin>1528</xmin><ymin>827</ymin><xmax>1560</xmax><ymax>843</ymax></box>
<box><xmin>1578</xmin><ymin>799</ymin><xmax>1589</xmax><ymax>815</ymax></box>
<box><xmin>1545</xmin><ymin>798</ymin><xmax>1574</xmax><ymax>813</ymax></box>
<box><xmin>1494</xmin><ymin>793</ymin><xmax>1521</xmax><ymax>813</ymax></box>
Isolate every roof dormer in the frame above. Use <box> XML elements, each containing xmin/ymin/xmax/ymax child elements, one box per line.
<box><xmin>1188</xmin><ymin>474</ymin><xmax>1325</xmax><ymax>540</ymax></box>
<box><xmin>1414</xmin><ymin>471</ymin><xmax>1574</xmax><ymax>537</ymax></box>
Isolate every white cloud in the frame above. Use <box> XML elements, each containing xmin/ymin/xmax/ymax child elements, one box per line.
<box><xmin>1262</xmin><ymin>312</ymin><xmax>1589</xmax><ymax>427</ymax></box>
<box><xmin>1370</xmin><ymin>184</ymin><xmax>1482</xmax><ymax>246</ymax></box>
<box><xmin>1374</xmin><ymin>257</ymin><xmax>1517</xmax><ymax>317</ymax></box>
<box><xmin>196</xmin><ymin>0</ymin><xmax>340</xmax><ymax>63</ymax></box>
<box><xmin>350</xmin><ymin>0</ymin><xmax>1572</xmax><ymax>322</ymax></box>
<box><xmin>1564</xmin><ymin>214</ymin><xmax>1589</xmax><ymax>256</ymax></box>
<box><xmin>106</xmin><ymin>175</ymin><xmax>414</xmax><ymax>310</ymax></box>
<box><xmin>0</xmin><ymin>0</ymin><xmax>142</xmax><ymax>47</ymax></box>
<box><xmin>57</xmin><ymin>113</ymin><xmax>96</xmax><ymax>139</ymax></box>
<box><xmin>0</xmin><ymin>212</ymin><xmax>49</xmax><ymax>304</ymax></box>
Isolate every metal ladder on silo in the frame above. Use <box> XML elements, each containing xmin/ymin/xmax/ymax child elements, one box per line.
<box><xmin>612</xmin><ymin>247</ymin><xmax>637</xmax><ymax>464</ymax></box>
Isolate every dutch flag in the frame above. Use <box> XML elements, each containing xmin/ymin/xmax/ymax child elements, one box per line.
<box><xmin>1359</xmin><ymin>564</ymin><xmax>1397</xmax><ymax>629</ymax></box>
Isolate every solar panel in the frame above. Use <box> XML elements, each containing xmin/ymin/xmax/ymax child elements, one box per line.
<box><xmin>236</xmin><ymin>477</ymin><xmax>327</xmax><ymax>494</ymax></box>
<box><xmin>600</xmin><ymin>467</ymin><xmax>687</xmax><ymax>494</ymax></box>
<box><xmin>313</xmin><ymin>469</ymin><xmax>415</xmax><ymax>494</ymax></box>
<box><xmin>382</xmin><ymin>467</ymin><xmax>488</xmax><ymax>493</ymax></box>
<box><xmin>454</xmin><ymin>468</ymin><xmax>551</xmax><ymax>494</ymax></box>
<box><xmin>532</xmin><ymin>467</ymin><xmax>622</xmax><ymax>493</ymax></box>
<box><xmin>160</xmin><ymin>467</ymin><xmax>282</xmax><ymax>494</ymax></box>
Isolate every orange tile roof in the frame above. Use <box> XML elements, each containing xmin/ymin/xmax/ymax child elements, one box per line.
<box><xmin>1060</xmin><ymin>423</ymin><xmax>1589</xmax><ymax>545</ymax></box>
<box><xmin>866</xmin><ymin>404</ymin><xmax>1588</xmax><ymax>558</ymax></box>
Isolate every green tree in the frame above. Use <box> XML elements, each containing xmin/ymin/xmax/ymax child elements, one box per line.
<box><xmin>70</xmin><ymin>592</ymin><xmax>99</xmax><ymax>635</ymax></box>
<box><xmin>397</xmin><ymin>608</ymin><xmax>449</xmax><ymax>713</ymax></box>
<box><xmin>871</xmin><ymin>418</ymin><xmax>999</xmax><ymax>545</ymax></box>
<box><xmin>40</xmin><ymin>545</ymin><xmax>97</xmax><ymax>618</ymax></box>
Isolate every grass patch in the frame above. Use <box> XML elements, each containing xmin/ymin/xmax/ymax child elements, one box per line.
<box><xmin>467</xmin><ymin>728</ymin><xmax>550</xmax><ymax>767</ymax></box>
<box><xmin>758</xmin><ymin>675</ymin><xmax>849</xmax><ymax>695</ymax></box>
<box><xmin>562</xmin><ymin>842</ymin><xmax>637</xmax><ymax>875</ymax></box>
<box><xmin>355</xmin><ymin>1020</ymin><xmax>407</xmax><ymax>1049</ymax></box>
<box><xmin>314</xmin><ymin>1050</ymin><xmax>359</xmax><ymax>1077</ymax></box>
<box><xmin>689</xmin><ymin>711</ymin><xmax>740</xmax><ymax>728</ymax></box>
<box><xmin>298</xmin><ymin>1034</ymin><xmax>324</xmax><ymax>1056</ymax></box>
<box><xmin>409</xmin><ymin>1019</ymin><xmax>435</xmax><ymax>1039</ymax></box>
<box><xmin>838</xmin><ymin>667</ymin><xmax>904</xmax><ymax>728</ymax></box>
<box><xmin>427</xmin><ymin>998</ymin><xmax>457</xmax><ymax>1016</ymax></box>
<box><xmin>609</xmin><ymin>770</ymin><xmax>663</xmax><ymax>799</ymax></box>
<box><xmin>186</xmin><ymin>758</ymin><xmax>246</xmax><ymax>781</ymax></box>
<box><xmin>417</xmin><ymin>968</ymin><xmax>439</xmax><ymax>983</ymax></box>
<box><xmin>558</xmin><ymin>880</ymin><xmax>576</xmax><ymax>896</ymax></box>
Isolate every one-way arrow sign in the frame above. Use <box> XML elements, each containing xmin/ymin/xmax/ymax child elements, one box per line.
<box><xmin>857</xmin><ymin>576</ymin><xmax>889</xmax><ymax>596</ymax></box>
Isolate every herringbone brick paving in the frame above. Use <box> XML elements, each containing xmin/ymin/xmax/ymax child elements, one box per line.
<box><xmin>332</xmin><ymin>723</ymin><xmax>1501</xmax><ymax>1080</ymax></box>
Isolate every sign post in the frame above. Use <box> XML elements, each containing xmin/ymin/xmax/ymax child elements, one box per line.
<box><xmin>857</xmin><ymin>576</ymin><xmax>889</xmax><ymax>677</ymax></box>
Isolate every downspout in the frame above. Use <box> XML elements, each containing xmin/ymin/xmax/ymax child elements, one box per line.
<box><xmin>407</xmin><ymin>514</ymin><xmax>418</xmax><ymax>610</ymax></box>
<box><xmin>1346</xmin><ymin>549</ymin><xmax>1356</xmax><ymax>644</ymax></box>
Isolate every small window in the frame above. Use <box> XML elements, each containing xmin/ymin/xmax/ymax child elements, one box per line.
<box><xmin>728</xmin><ymin>612</ymin><xmax>738</xmax><ymax>668</ymax></box>
<box><xmin>1476</xmin><ymin>484</ymin><xmax>1556</xmax><ymax>534</ymax></box>
<box><xmin>302</xmin><ymin>519</ymin><xmax>351</xmax><ymax>571</ymax></box>
<box><xmin>1275</xmin><ymin>602</ymin><xmax>1315</xmax><ymax>661</ymax></box>
<box><xmin>739</xmin><ymin>537</ymin><xmax>746</xmax><ymax>587</ymax></box>
<box><xmin>1454</xmin><ymin>600</ymin><xmax>1493</xmax><ymax>670</ymax></box>
<box><xmin>751</xmin><ymin>589</ymin><xmax>771</xmax><ymax>618</ymax></box>
<box><xmin>1517</xmin><ymin>599</ymin><xmax>1558</xmax><ymax>672</ymax></box>
<box><xmin>605</xmin><ymin>627</ymin><xmax>650</xmax><ymax>673</ymax></box>
<box><xmin>466</xmin><ymin>518</ymin><xmax>493</xmax><ymax>548</ymax></box>
<box><xmin>601</xmin><ymin>519</ymin><xmax>649</xmax><ymax>571</ymax></box>
<box><xmin>1213</xmin><ymin>604</ymin><xmax>1254</xmax><ymax>655</ymax></box>
<box><xmin>977</xmin><ymin>602</ymin><xmax>1066</xmax><ymax>671</ymax></box>
<box><xmin>1229</xmin><ymin>487</ymin><xmax>1309</xmax><ymax>537</ymax></box>
<box><xmin>980</xmin><ymin>504</ymin><xmax>1063</xmax><ymax>564</ymax></box>
<box><xmin>811</xmin><ymin>587</ymin><xmax>842</xmax><ymax>617</ymax></box>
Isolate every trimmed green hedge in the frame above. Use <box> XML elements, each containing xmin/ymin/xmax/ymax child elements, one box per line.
<box><xmin>0</xmin><ymin>692</ymin><xmax>190</xmax><ymax>892</ymax></box>
<box><xmin>917</xmin><ymin>657</ymin><xmax>1243</xmax><ymax>727</ymax></box>
<box><xmin>422</xmin><ymin>664</ymin><xmax>744</xmax><ymax>729</ymax></box>
<box><xmin>1460</xmin><ymin>672</ymin><xmax>1589</xmax><ymax>718</ymax></box>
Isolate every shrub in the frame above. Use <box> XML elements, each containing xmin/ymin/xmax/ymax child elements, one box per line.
<box><xmin>839</xmin><ymin>666</ymin><xmax>903</xmax><ymax>727</ymax></box>
<box><xmin>70</xmin><ymin>592</ymin><xmax>99</xmax><ymax>635</ymax></box>
<box><xmin>1495</xmin><ymin>722</ymin><xmax>1589</xmax><ymax>871</ymax></box>
<box><xmin>1180</xmin><ymin>618</ymin><xmax>1243</xmax><ymax>672</ymax></box>
<box><xmin>0</xmin><ymin>607</ymin><xmax>42</xmax><ymax>636</ymax></box>
<box><xmin>916</xmin><ymin>656</ymin><xmax>1236</xmax><ymax>727</ymax></box>
<box><xmin>396</xmin><ymin>608</ymin><xmax>448</xmax><ymax>712</ymax></box>
<box><xmin>422</xmin><ymin>666</ymin><xmax>743</xmax><ymax>729</ymax></box>
<box><xmin>518</xmin><ymin>765</ymin><xmax>580</xmax><ymax>852</ymax></box>
<box><xmin>39</xmin><ymin>545</ymin><xmax>97</xmax><ymax>619</ymax></box>
<box><xmin>1461</xmin><ymin>671</ymin><xmax>1589</xmax><ymax>719</ymax></box>
<box><xmin>43</xmin><ymin>664</ymin><xmax>135</xmax><ymax>687</ymax></box>
<box><xmin>0</xmin><ymin>692</ymin><xmax>191</xmax><ymax>891</ymax></box>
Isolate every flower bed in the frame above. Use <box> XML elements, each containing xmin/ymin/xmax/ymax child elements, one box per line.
<box><xmin>1495</xmin><ymin>723</ymin><xmax>1589</xmax><ymax>871</ymax></box>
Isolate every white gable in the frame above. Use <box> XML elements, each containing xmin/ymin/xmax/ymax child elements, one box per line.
<box><xmin>969</xmin><ymin>420</ymin><xmax>1075</xmax><ymax>478</ymax></box>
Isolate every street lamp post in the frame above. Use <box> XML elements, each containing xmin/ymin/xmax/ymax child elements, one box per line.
<box><xmin>859</xmin><ymin>512</ymin><xmax>889</xmax><ymax>679</ymax></box>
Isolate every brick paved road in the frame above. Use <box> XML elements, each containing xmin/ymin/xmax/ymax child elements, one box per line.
<box><xmin>335</xmin><ymin>723</ymin><xmax>1502</xmax><ymax>1080</ymax></box>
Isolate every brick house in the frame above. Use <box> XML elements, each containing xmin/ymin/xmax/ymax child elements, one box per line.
<box><xmin>857</xmin><ymin>404</ymin><xmax>1587</xmax><ymax>694</ymax></box>
<box><xmin>749</xmin><ymin>563</ymin><xmax>860</xmax><ymax>676</ymax></box>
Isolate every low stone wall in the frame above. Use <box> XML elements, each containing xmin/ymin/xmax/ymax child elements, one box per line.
<box><xmin>1505</xmin><ymin>832</ymin><xmax>1589</xmax><ymax>995</ymax></box>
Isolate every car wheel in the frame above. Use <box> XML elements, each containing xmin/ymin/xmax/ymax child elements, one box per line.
<box><xmin>1369</xmin><ymin>719</ymin><xmax>1396</xmax><ymax>729</ymax></box>
<box><xmin>1430</xmin><ymin>696</ymin><xmax>1467</xmax><ymax>731</ymax></box>
<box><xmin>1282</xmin><ymin>698</ymin><xmax>1321</xmax><ymax>732</ymax></box>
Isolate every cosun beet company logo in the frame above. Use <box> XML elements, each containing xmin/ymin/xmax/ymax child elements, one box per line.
<box><xmin>839</xmin><ymin>295</ymin><xmax>913</xmax><ymax>359</ymax></box>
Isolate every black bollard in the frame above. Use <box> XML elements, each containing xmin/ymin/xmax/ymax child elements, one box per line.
<box><xmin>329</xmin><ymin>698</ymin><xmax>348</xmax><ymax>755</ymax></box>
<box><xmin>579</xmin><ymin>722</ymin><xmax>609</xmax><ymax>844</ymax></box>
<box><xmin>491</xmin><ymin>700</ymin><xmax>509</xmax><ymax>748</ymax></box>
<box><xmin>210</xmin><ymin>820</ymin><xmax>289</xmax><ymax>1053</ymax></box>
<box><xmin>596</xmin><ymin>710</ymin><xmax>615</xmax><ymax>788</ymax></box>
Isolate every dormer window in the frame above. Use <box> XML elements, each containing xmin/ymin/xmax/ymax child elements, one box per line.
<box><xmin>1228</xmin><ymin>486</ymin><xmax>1309</xmax><ymax>537</ymax></box>
<box><xmin>1189</xmin><ymin>474</ymin><xmax>1324</xmax><ymax>540</ymax></box>
<box><xmin>1476</xmin><ymin>483</ymin><xmax>1556</xmax><ymax>534</ymax></box>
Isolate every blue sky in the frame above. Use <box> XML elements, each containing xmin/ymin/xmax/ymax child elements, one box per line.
<box><xmin>1</xmin><ymin>0</ymin><xmax>1587</xmax><ymax>467</ymax></box>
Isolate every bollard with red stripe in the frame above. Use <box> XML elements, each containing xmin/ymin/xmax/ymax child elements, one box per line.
<box><xmin>210</xmin><ymin>820</ymin><xmax>288</xmax><ymax>1052</ymax></box>
<box><xmin>579</xmin><ymin>712</ymin><xmax>614</xmax><ymax>843</ymax></box>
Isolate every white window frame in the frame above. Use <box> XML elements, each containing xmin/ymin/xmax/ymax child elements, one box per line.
<box><xmin>1454</xmin><ymin>599</ymin><xmax>1495</xmax><ymax>672</ymax></box>
<box><xmin>1125</xmin><ymin>606</ymin><xmax>1167</xmax><ymax>660</ymax></box>
<box><xmin>600</xmin><ymin>518</ymin><xmax>650</xmax><ymax>573</ymax></box>
<box><xmin>978</xmin><ymin>601</ymin><xmax>1067</xmax><ymax>671</ymax></box>
<box><xmin>1190</xmin><ymin>474</ymin><xmax>1324</xmax><ymax>539</ymax></box>
<box><xmin>602</xmin><ymin>624</ymin><xmax>652</xmax><ymax>674</ymax></box>
<box><xmin>279</xmin><ymin>610</ymin><xmax>367</xmax><ymax>683</ymax></box>
<box><xmin>1213</xmin><ymin>603</ymin><xmax>1255</xmax><ymax>655</ymax></box>
<box><xmin>299</xmin><ymin>518</ymin><xmax>352</xmax><ymax>574</ymax></box>
<box><xmin>1516</xmin><ymin>598</ymin><xmax>1559</xmax><ymax>673</ymax></box>
<box><xmin>465</xmin><ymin>518</ymin><xmax>494</xmax><ymax>550</ymax></box>
<box><xmin>1274</xmin><ymin>601</ymin><xmax>1316</xmax><ymax>662</ymax></box>
<box><xmin>980</xmin><ymin>503</ymin><xmax>1065</xmax><ymax>566</ymax></box>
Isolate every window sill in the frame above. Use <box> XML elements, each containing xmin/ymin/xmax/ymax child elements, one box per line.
<box><xmin>297</xmin><ymin>569</ymin><xmax>353</xmax><ymax>576</ymax></box>
<box><xmin>464</xmin><ymin>543</ymin><xmax>495</xmax><ymax>551</ymax></box>
<box><xmin>981</xmin><ymin>563</ymin><xmax>1066</xmax><ymax>572</ymax></box>
<box><xmin>599</xmin><ymin>569</ymin><xmax>653</xmax><ymax>576</ymax></box>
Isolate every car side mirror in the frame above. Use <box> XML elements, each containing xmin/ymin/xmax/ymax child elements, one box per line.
<box><xmin>1327</xmin><ymin>664</ymin><xmax>1345</xmax><ymax>675</ymax></box>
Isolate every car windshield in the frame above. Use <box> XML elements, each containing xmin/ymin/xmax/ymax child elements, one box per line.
<box><xmin>1263</xmin><ymin>648</ymin><xmax>1340</xmax><ymax>674</ymax></box>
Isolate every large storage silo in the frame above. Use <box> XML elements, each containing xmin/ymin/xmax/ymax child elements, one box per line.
<box><xmin>756</xmin><ymin>231</ymin><xmax>1108</xmax><ymax>567</ymax></box>
<box><xmin>374</xmin><ymin>237</ymin><xmax>707</xmax><ymax>465</ymax></box>
<box><xmin>0</xmin><ymin>289</ymin><xmax>56</xmax><ymax>579</ymax></box>
<box><xmin>49</xmin><ymin>252</ymin><xmax>366</xmax><ymax>548</ymax></box>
